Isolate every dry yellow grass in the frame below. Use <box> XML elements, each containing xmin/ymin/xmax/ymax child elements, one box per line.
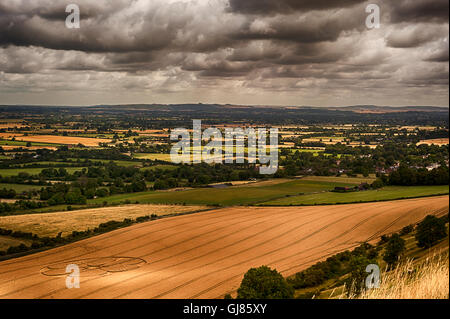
<box><xmin>13</xmin><ymin>135</ymin><xmax>112</xmax><ymax>147</ymax></box>
<box><xmin>0</xmin><ymin>199</ymin><xmax>18</xmax><ymax>204</ymax></box>
<box><xmin>0</xmin><ymin>205</ymin><xmax>208</xmax><ymax>237</ymax></box>
<box><xmin>0</xmin><ymin>236</ymin><xmax>32</xmax><ymax>251</ymax></box>
<box><xmin>0</xmin><ymin>133</ymin><xmax>23</xmax><ymax>138</ymax></box>
<box><xmin>348</xmin><ymin>251</ymin><xmax>449</xmax><ymax>299</ymax></box>
<box><xmin>417</xmin><ymin>138</ymin><xmax>449</xmax><ymax>146</ymax></box>
<box><xmin>401</xmin><ymin>126</ymin><xmax>437</xmax><ymax>131</ymax></box>
<box><xmin>0</xmin><ymin>124</ymin><xmax>26</xmax><ymax>129</ymax></box>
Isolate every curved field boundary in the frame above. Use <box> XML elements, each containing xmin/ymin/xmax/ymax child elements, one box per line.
<box><xmin>0</xmin><ymin>195</ymin><xmax>447</xmax><ymax>299</ymax></box>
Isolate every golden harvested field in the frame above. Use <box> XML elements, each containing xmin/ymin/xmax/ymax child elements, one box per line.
<box><xmin>0</xmin><ymin>124</ymin><xmax>27</xmax><ymax>129</ymax></box>
<box><xmin>0</xmin><ymin>205</ymin><xmax>208</xmax><ymax>238</ymax></box>
<box><xmin>0</xmin><ymin>133</ymin><xmax>23</xmax><ymax>138</ymax></box>
<box><xmin>13</xmin><ymin>135</ymin><xmax>112</xmax><ymax>147</ymax></box>
<box><xmin>349</xmin><ymin>143</ymin><xmax>378</xmax><ymax>149</ymax></box>
<box><xmin>302</xmin><ymin>137</ymin><xmax>346</xmax><ymax>144</ymax></box>
<box><xmin>0</xmin><ymin>199</ymin><xmax>18</xmax><ymax>204</ymax></box>
<box><xmin>401</xmin><ymin>126</ymin><xmax>437</xmax><ymax>131</ymax></box>
<box><xmin>0</xmin><ymin>196</ymin><xmax>447</xmax><ymax>299</ymax></box>
<box><xmin>417</xmin><ymin>138</ymin><xmax>449</xmax><ymax>146</ymax></box>
<box><xmin>139</xmin><ymin>133</ymin><xmax>170</xmax><ymax>138</ymax></box>
<box><xmin>133</xmin><ymin>129</ymin><xmax>168</xmax><ymax>134</ymax></box>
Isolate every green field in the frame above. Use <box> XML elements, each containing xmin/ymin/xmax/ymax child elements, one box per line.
<box><xmin>0</xmin><ymin>167</ymin><xmax>87</xmax><ymax>177</ymax></box>
<box><xmin>100</xmin><ymin>160</ymin><xmax>141</xmax><ymax>167</ymax></box>
<box><xmin>64</xmin><ymin>158</ymin><xmax>142</xmax><ymax>167</ymax></box>
<box><xmin>141</xmin><ymin>164</ymin><xmax>178</xmax><ymax>171</ymax></box>
<box><xmin>260</xmin><ymin>185</ymin><xmax>449</xmax><ymax>206</ymax></box>
<box><xmin>82</xmin><ymin>159</ymin><xmax>141</xmax><ymax>167</ymax></box>
<box><xmin>300</xmin><ymin>175</ymin><xmax>376</xmax><ymax>184</ymax></box>
<box><xmin>18</xmin><ymin>161</ymin><xmax>67</xmax><ymax>167</ymax></box>
<box><xmin>0</xmin><ymin>140</ymin><xmax>57</xmax><ymax>147</ymax></box>
<box><xmin>88</xmin><ymin>179</ymin><xmax>355</xmax><ymax>206</ymax></box>
<box><xmin>134</xmin><ymin>153</ymin><xmax>173</xmax><ymax>161</ymax></box>
<box><xmin>0</xmin><ymin>183</ymin><xmax>43</xmax><ymax>192</ymax></box>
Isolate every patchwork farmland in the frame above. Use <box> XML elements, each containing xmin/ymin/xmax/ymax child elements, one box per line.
<box><xmin>0</xmin><ymin>104</ymin><xmax>448</xmax><ymax>301</ymax></box>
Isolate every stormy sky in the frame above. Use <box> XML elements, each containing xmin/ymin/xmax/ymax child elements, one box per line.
<box><xmin>0</xmin><ymin>0</ymin><xmax>448</xmax><ymax>107</ymax></box>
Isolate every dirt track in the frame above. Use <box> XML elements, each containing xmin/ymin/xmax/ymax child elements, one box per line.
<box><xmin>0</xmin><ymin>196</ymin><xmax>448</xmax><ymax>299</ymax></box>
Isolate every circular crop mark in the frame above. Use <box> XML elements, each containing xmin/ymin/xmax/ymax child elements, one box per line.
<box><xmin>40</xmin><ymin>256</ymin><xmax>146</xmax><ymax>277</ymax></box>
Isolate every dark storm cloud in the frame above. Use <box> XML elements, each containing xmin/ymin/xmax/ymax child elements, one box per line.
<box><xmin>228</xmin><ymin>0</ymin><xmax>366</xmax><ymax>15</ymax></box>
<box><xmin>233</xmin><ymin>16</ymin><xmax>354</xmax><ymax>43</ymax></box>
<box><xmin>0</xmin><ymin>0</ymin><xmax>365</xmax><ymax>54</ymax></box>
<box><xmin>0</xmin><ymin>0</ymin><xmax>186</xmax><ymax>53</ymax></box>
<box><xmin>425</xmin><ymin>48</ymin><xmax>449</xmax><ymax>62</ymax></box>
<box><xmin>389</xmin><ymin>0</ymin><xmax>449</xmax><ymax>23</ymax></box>
<box><xmin>402</xmin><ymin>66</ymin><xmax>449</xmax><ymax>86</ymax></box>
<box><xmin>0</xmin><ymin>14</ymin><xmax>176</xmax><ymax>53</ymax></box>
<box><xmin>0</xmin><ymin>0</ymin><xmax>448</xmax><ymax>106</ymax></box>
<box><xmin>424</xmin><ymin>39</ymin><xmax>449</xmax><ymax>62</ymax></box>
<box><xmin>33</xmin><ymin>4</ymin><xmax>102</xmax><ymax>21</ymax></box>
<box><xmin>386</xmin><ymin>25</ymin><xmax>447</xmax><ymax>48</ymax></box>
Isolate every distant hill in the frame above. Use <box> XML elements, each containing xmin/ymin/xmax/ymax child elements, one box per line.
<box><xmin>326</xmin><ymin>105</ymin><xmax>449</xmax><ymax>114</ymax></box>
<box><xmin>0</xmin><ymin>104</ymin><xmax>448</xmax><ymax>126</ymax></box>
<box><xmin>1</xmin><ymin>103</ymin><xmax>448</xmax><ymax>113</ymax></box>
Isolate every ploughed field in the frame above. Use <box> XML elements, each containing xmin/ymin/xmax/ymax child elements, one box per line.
<box><xmin>0</xmin><ymin>196</ymin><xmax>448</xmax><ymax>299</ymax></box>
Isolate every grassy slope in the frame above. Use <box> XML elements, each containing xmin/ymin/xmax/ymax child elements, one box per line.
<box><xmin>0</xmin><ymin>140</ymin><xmax>57</xmax><ymax>147</ymax></box>
<box><xmin>300</xmin><ymin>176</ymin><xmax>376</xmax><ymax>184</ymax></box>
<box><xmin>261</xmin><ymin>185</ymin><xmax>449</xmax><ymax>206</ymax></box>
<box><xmin>0</xmin><ymin>205</ymin><xmax>208</xmax><ymax>238</ymax></box>
<box><xmin>133</xmin><ymin>153</ymin><xmax>173</xmax><ymax>161</ymax></box>
<box><xmin>0</xmin><ymin>183</ymin><xmax>43</xmax><ymax>192</ymax></box>
<box><xmin>88</xmin><ymin>179</ymin><xmax>356</xmax><ymax>206</ymax></box>
<box><xmin>0</xmin><ymin>236</ymin><xmax>31</xmax><ymax>251</ymax></box>
<box><xmin>295</xmin><ymin>223</ymin><xmax>449</xmax><ymax>299</ymax></box>
<box><xmin>141</xmin><ymin>165</ymin><xmax>178</xmax><ymax>171</ymax></box>
<box><xmin>66</xmin><ymin>159</ymin><xmax>142</xmax><ymax>167</ymax></box>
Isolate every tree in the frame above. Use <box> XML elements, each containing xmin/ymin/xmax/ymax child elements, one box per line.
<box><xmin>153</xmin><ymin>179</ymin><xmax>169</xmax><ymax>190</ymax></box>
<box><xmin>48</xmin><ymin>193</ymin><xmax>65</xmax><ymax>206</ymax></box>
<box><xmin>95</xmin><ymin>188</ymin><xmax>109</xmax><ymax>198</ymax></box>
<box><xmin>371</xmin><ymin>179</ymin><xmax>384</xmax><ymax>189</ymax></box>
<box><xmin>64</xmin><ymin>188</ymin><xmax>86</xmax><ymax>205</ymax></box>
<box><xmin>400</xmin><ymin>225</ymin><xmax>414</xmax><ymax>235</ymax></box>
<box><xmin>345</xmin><ymin>256</ymin><xmax>372</xmax><ymax>297</ymax></box>
<box><xmin>237</xmin><ymin>266</ymin><xmax>294</xmax><ymax>299</ymax></box>
<box><xmin>383</xmin><ymin>234</ymin><xmax>406</xmax><ymax>268</ymax></box>
<box><xmin>415</xmin><ymin>215</ymin><xmax>447</xmax><ymax>248</ymax></box>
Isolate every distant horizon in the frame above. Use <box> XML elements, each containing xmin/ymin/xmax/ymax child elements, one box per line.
<box><xmin>1</xmin><ymin>103</ymin><xmax>449</xmax><ymax>109</ymax></box>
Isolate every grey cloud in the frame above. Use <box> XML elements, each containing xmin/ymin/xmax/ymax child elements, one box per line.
<box><xmin>0</xmin><ymin>0</ymin><xmax>223</xmax><ymax>53</ymax></box>
<box><xmin>424</xmin><ymin>39</ymin><xmax>449</xmax><ymax>62</ymax></box>
<box><xmin>425</xmin><ymin>49</ymin><xmax>449</xmax><ymax>62</ymax></box>
<box><xmin>232</xmin><ymin>7</ymin><xmax>367</xmax><ymax>44</ymax></box>
<box><xmin>227</xmin><ymin>0</ymin><xmax>366</xmax><ymax>15</ymax></box>
<box><xmin>388</xmin><ymin>0</ymin><xmax>449</xmax><ymax>23</ymax></box>
<box><xmin>0</xmin><ymin>0</ymin><xmax>448</xmax><ymax>107</ymax></box>
<box><xmin>386</xmin><ymin>25</ymin><xmax>447</xmax><ymax>48</ymax></box>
